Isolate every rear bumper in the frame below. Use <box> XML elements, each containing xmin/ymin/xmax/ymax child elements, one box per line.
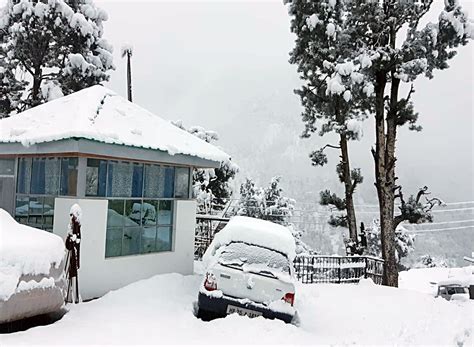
<box><xmin>197</xmin><ymin>292</ymin><xmax>294</xmax><ymax>324</ymax></box>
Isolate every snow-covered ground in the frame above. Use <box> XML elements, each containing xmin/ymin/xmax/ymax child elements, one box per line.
<box><xmin>1</xmin><ymin>263</ymin><xmax>472</xmax><ymax>345</ymax></box>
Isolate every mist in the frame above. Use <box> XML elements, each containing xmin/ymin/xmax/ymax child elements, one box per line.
<box><xmin>98</xmin><ymin>0</ymin><xmax>473</xmax><ymax>204</ymax></box>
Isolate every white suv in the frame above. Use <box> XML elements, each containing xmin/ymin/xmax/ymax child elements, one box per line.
<box><xmin>197</xmin><ymin>216</ymin><xmax>297</xmax><ymax>323</ymax></box>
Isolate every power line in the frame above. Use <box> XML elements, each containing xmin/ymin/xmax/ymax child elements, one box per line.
<box><xmin>401</xmin><ymin>219</ymin><xmax>474</xmax><ymax>226</ymax></box>
<box><xmin>407</xmin><ymin>225</ymin><xmax>474</xmax><ymax>233</ymax></box>
<box><xmin>430</xmin><ymin>207</ymin><xmax>474</xmax><ymax>213</ymax></box>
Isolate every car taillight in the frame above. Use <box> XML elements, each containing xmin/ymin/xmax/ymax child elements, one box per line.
<box><xmin>282</xmin><ymin>292</ymin><xmax>295</xmax><ymax>306</ymax></box>
<box><xmin>204</xmin><ymin>272</ymin><xmax>217</xmax><ymax>291</ymax></box>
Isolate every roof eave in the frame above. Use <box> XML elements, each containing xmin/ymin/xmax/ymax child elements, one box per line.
<box><xmin>0</xmin><ymin>138</ymin><xmax>221</xmax><ymax>168</ymax></box>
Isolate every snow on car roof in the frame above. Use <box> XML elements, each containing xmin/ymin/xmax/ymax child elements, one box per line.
<box><xmin>437</xmin><ymin>278</ymin><xmax>471</xmax><ymax>287</ymax></box>
<box><xmin>203</xmin><ymin>216</ymin><xmax>296</xmax><ymax>263</ymax></box>
<box><xmin>0</xmin><ymin>209</ymin><xmax>65</xmax><ymax>301</ymax></box>
<box><xmin>0</xmin><ymin>85</ymin><xmax>230</xmax><ymax>164</ymax></box>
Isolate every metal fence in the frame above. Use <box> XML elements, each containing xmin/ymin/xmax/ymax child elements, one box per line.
<box><xmin>293</xmin><ymin>255</ymin><xmax>384</xmax><ymax>284</ymax></box>
<box><xmin>194</xmin><ymin>215</ymin><xmax>229</xmax><ymax>260</ymax></box>
<box><xmin>194</xmin><ymin>212</ymin><xmax>385</xmax><ymax>285</ymax></box>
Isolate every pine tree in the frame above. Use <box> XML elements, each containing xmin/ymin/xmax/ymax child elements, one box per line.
<box><xmin>237</xmin><ymin>178</ymin><xmax>264</xmax><ymax>219</ymax></box>
<box><xmin>345</xmin><ymin>0</ymin><xmax>471</xmax><ymax>286</ymax></box>
<box><xmin>285</xmin><ymin>0</ymin><xmax>370</xmax><ymax>246</ymax></box>
<box><xmin>286</xmin><ymin>0</ymin><xmax>472</xmax><ymax>286</ymax></box>
<box><xmin>0</xmin><ymin>0</ymin><xmax>114</xmax><ymax>114</ymax></box>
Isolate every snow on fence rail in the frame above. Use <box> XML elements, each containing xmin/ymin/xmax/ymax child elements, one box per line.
<box><xmin>293</xmin><ymin>255</ymin><xmax>384</xmax><ymax>285</ymax></box>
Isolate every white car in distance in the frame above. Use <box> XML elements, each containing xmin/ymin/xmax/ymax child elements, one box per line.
<box><xmin>197</xmin><ymin>216</ymin><xmax>297</xmax><ymax>324</ymax></box>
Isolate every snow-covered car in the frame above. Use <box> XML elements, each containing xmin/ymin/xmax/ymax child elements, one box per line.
<box><xmin>436</xmin><ymin>280</ymin><xmax>469</xmax><ymax>301</ymax></box>
<box><xmin>0</xmin><ymin>209</ymin><xmax>66</xmax><ymax>323</ymax></box>
<box><xmin>197</xmin><ymin>216</ymin><xmax>297</xmax><ymax>323</ymax></box>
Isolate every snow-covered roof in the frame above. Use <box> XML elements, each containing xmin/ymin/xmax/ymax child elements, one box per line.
<box><xmin>203</xmin><ymin>216</ymin><xmax>296</xmax><ymax>264</ymax></box>
<box><xmin>0</xmin><ymin>85</ymin><xmax>230</xmax><ymax>163</ymax></box>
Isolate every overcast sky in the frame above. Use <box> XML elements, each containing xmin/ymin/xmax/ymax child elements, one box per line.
<box><xmin>93</xmin><ymin>0</ymin><xmax>473</xmax><ymax>204</ymax></box>
<box><xmin>2</xmin><ymin>0</ymin><xmax>473</xmax><ymax>203</ymax></box>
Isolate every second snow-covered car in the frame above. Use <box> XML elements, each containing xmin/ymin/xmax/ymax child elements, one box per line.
<box><xmin>197</xmin><ymin>216</ymin><xmax>297</xmax><ymax>323</ymax></box>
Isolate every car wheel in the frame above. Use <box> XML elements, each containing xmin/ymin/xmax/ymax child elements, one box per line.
<box><xmin>197</xmin><ymin>308</ymin><xmax>215</xmax><ymax>321</ymax></box>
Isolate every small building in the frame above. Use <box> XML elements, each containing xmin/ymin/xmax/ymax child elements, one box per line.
<box><xmin>0</xmin><ymin>85</ymin><xmax>229</xmax><ymax>300</ymax></box>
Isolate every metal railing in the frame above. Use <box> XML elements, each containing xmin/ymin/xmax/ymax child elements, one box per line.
<box><xmin>293</xmin><ymin>255</ymin><xmax>384</xmax><ymax>285</ymax></box>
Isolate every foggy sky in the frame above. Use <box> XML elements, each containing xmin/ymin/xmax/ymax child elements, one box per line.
<box><xmin>4</xmin><ymin>0</ymin><xmax>474</xmax><ymax>203</ymax></box>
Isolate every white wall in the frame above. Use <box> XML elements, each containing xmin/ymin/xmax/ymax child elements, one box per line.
<box><xmin>53</xmin><ymin>198</ymin><xmax>196</xmax><ymax>300</ymax></box>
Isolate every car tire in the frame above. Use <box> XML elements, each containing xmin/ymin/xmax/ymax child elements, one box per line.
<box><xmin>197</xmin><ymin>308</ymin><xmax>216</xmax><ymax>321</ymax></box>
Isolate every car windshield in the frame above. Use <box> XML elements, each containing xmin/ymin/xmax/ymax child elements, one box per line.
<box><xmin>440</xmin><ymin>286</ymin><xmax>467</xmax><ymax>295</ymax></box>
<box><xmin>217</xmin><ymin>242</ymin><xmax>290</xmax><ymax>276</ymax></box>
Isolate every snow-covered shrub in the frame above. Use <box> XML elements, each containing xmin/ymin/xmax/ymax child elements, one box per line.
<box><xmin>237</xmin><ymin>176</ymin><xmax>295</xmax><ymax>224</ymax></box>
<box><xmin>237</xmin><ymin>176</ymin><xmax>312</xmax><ymax>254</ymax></box>
<box><xmin>415</xmin><ymin>254</ymin><xmax>448</xmax><ymax>269</ymax></box>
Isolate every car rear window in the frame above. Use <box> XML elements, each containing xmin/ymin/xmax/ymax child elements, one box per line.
<box><xmin>217</xmin><ymin>242</ymin><xmax>290</xmax><ymax>275</ymax></box>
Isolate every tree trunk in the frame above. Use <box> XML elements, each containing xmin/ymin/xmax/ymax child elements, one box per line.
<box><xmin>31</xmin><ymin>67</ymin><xmax>42</xmax><ymax>108</ymax></box>
<box><xmin>339</xmin><ymin>133</ymin><xmax>358</xmax><ymax>242</ymax></box>
<box><xmin>373</xmin><ymin>69</ymin><xmax>399</xmax><ymax>287</ymax></box>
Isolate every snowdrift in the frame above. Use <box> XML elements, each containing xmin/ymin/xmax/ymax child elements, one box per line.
<box><xmin>1</xmin><ymin>266</ymin><xmax>472</xmax><ymax>345</ymax></box>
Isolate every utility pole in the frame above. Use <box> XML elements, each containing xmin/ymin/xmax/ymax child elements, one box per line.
<box><xmin>121</xmin><ymin>44</ymin><xmax>133</xmax><ymax>102</ymax></box>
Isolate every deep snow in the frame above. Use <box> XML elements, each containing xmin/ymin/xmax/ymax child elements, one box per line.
<box><xmin>0</xmin><ymin>264</ymin><xmax>472</xmax><ymax>345</ymax></box>
<box><xmin>0</xmin><ymin>85</ymin><xmax>230</xmax><ymax>163</ymax></box>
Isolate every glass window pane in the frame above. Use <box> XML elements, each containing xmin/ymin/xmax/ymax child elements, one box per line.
<box><xmin>107</xmin><ymin>161</ymin><xmax>134</xmax><ymax>197</ymax></box>
<box><xmin>30</xmin><ymin>158</ymin><xmax>45</xmax><ymax>194</ymax></box>
<box><xmin>105</xmin><ymin>227</ymin><xmax>123</xmax><ymax>258</ymax></box>
<box><xmin>0</xmin><ymin>159</ymin><xmax>14</xmax><ymax>175</ymax></box>
<box><xmin>124</xmin><ymin>200</ymin><xmax>142</xmax><ymax>226</ymax></box>
<box><xmin>60</xmin><ymin>158</ymin><xmax>78</xmax><ymax>196</ymax></box>
<box><xmin>122</xmin><ymin>227</ymin><xmax>141</xmax><ymax>256</ymax></box>
<box><xmin>143</xmin><ymin>200</ymin><xmax>158</xmax><ymax>226</ymax></box>
<box><xmin>43</xmin><ymin>197</ymin><xmax>55</xmax><ymax>228</ymax></box>
<box><xmin>17</xmin><ymin>158</ymin><xmax>31</xmax><ymax>194</ymax></box>
<box><xmin>28</xmin><ymin>196</ymin><xmax>43</xmax><ymax>228</ymax></box>
<box><xmin>107</xmin><ymin>200</ymin><xmax>125</xmax><ymax>228</ymax></box>
<box><xmin>86</xmin><ymin>159</ymin><xmax>107</xmax><ymax>196</ymax></box>
<box><xmin>143</xmin><ymin>164</ymin><xmax>164</xmax><ymax>198</ymax></box>
<box><xmin>45</xmin><ymin>158</ymin><xmax>60</xmax><ymax>195</ymax></box>
<box><xmin>163</xmin><ymin>167</ymin><xmax>175</xmax><ymax>198</ymax></box>
<box><xmin>131</xmin><ymin>163</ymin><xmax>144</xmax><ymax>198</ymax></box>
<box><xmin>141</xmin><ymin>225</ymin><xmax>157</xmax><ymax>254</ymax></box>
<box><xmin>156</xmin><ymin>226</ymin><xmax>172</xmax><ymax>252</ymax></box>
<box><xmin>15</xmin><ymin>196</ymin><xmax>29</xmax><ymax>219</ymax></box>
<box><xmin>158</xmin><ymin>200</ymin><xmax>173</xmax><ymax>225</ymax></box>
<box><xmin>174</xmin><ymin>167</ymin><xmax>189</xmax><ymax>198</ymax></box>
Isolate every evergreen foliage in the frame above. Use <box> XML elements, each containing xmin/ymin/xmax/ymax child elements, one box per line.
<box><xmin>237</xmin><ymin>177</ymin><xmax>296</xmax><ymax>224</ymax></box>
<box><xmin>285</xmin><ymin>0</ymin><xmax>472</xmax><ymax>286</ymax></box>
<box><xmin>365</xmin><ymin>220</ymin><xmax>415</xmax><ymax>271</ymax></box>
<box><xmin>172</xmin><ymin>120</ymin><xmax>238</xmax><ymax>213</ymax></box>
<box><xmin>237</xmin><ymin>177</ymin><xmax>312</xmax><ymax>254</ymax></box>
<box><xmin>0</xmin><ymin>0</ymin><xmax>114</xmax><ymax>116</ymax></box>
<box><xmin>285</xmin><ymin>0</ymin><xmax>368</xmax><ymax>243</ymax></box>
